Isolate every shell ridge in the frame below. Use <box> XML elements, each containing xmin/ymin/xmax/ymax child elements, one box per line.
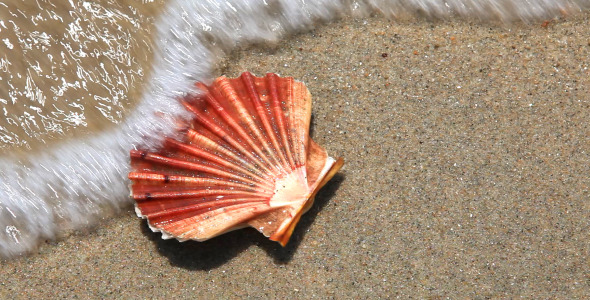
<box><xmin>149</xmin><ymin>200</ymin><xmax>269</xmax><ymax>227</ymax></box>
<box><xmin>129</xmin><ymin>178</ymin><xmax>270</xmax><ymax>204</ymax></box>
<box><xmin>296</xmin><ymin>82</ymin><xmax>312</xmax><ymax>168</ymax></box>
<box><xmin>168</xmin><ymin>203</ymin><xmax>276</xmax><ymax>240</ymax></box>
<box><xmin>205</xmin><ymin>84</ymin><xmax>271</xmax><ymax>163</ymax></box>
<box><xmin>292</xmin><ymin>80</ymin><xmax>307</xmax><ymax>169</ymax></box>
<box><xmin>186</xmin><ymin>129</ymin><xmax>271</xmax><ymax>181</ymax></box>
<box><xmin>282</xmin><ymin>77</ymin><xmax>302</xmax><ymax>169</ymax></box>
<box><xmin>213</xmin><ymin>77</ymin><xmax>279</xmax><ymax>174</ymax></box>
<box><xmin>130</xmin><ymin>150</ymin><xmax>264</xmax><ymax>188</ymax></box>
<box><xmin>285</xmin><ymin>78</ymin><xmax>310</xmax><ymax>186</ymax></box>
<box><xmin>132</xmin><ymin>189</ymin><xmax>266</xmax><ymax>201</ymax></box>
<box><xmin>184</xmin><ymin>100</ymin><xmax>274</xmax><ymax>175</ymax></box>
<box><xmin>144</xmin><ymin>198</ymin><xmax>269</xmax><ymax>220</ymax></box>
<box><xmin>267</xmin><ymin>73</ymin><xmax>296</xmax><ymax>170</ymax></box>
<box><xmin>240</xmin><ymin>72</ymin><xmax>290</xmax><ymax>172</ymax></box>
<box><xmin>166</xmin><ymin>138</ymin><xmax>270</xmax><ymax>186</ymax></box>
<box><xmin>129</xmin><ymin>174</ymin><xmax>270</xmax><ymax>197</ymax></box>
<box><xmin>139</xmin><ymin>168</ymin><xmax>269</xmax><ymax>189</ymax></box>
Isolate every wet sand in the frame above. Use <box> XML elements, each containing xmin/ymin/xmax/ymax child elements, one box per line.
<box><xmin>2</xmin><ymin>12</ymin><xmax>590</xmax><ymax>298</ymax></box>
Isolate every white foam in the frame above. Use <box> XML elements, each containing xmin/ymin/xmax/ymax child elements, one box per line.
<box><xmin>0</xmin><ymin>0</ymin><xmax>588</xmax><ymax>258</ymax></box>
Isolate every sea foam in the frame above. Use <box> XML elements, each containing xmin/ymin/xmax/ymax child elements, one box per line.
<box><xmin>0</xmin><ymin>0</ymin><xmax>588</xmax><ymax>258</ymax></box>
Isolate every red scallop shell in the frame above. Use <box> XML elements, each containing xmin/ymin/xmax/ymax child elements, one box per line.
<box><xmin>129</xmin><ymin>72</ymin><xmax>343</xmax><ymax>246</ymax></box>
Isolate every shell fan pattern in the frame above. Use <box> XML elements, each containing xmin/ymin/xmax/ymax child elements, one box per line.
<box><xmin>129</xmin><ymin>72</ymin><xmax>343</xmax><ymax>246</ymax></box>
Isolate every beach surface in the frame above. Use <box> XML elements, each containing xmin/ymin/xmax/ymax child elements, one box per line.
<box><xmin>2</xmin><ymin>12</ymin><xmax>590</xmax><ymax>298</ymax></box>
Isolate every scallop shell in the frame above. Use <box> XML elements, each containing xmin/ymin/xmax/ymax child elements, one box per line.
<box><xmin>129</xmin><ymin>72</ymin><xmax>343</xmax><ymax>246</ymax></box>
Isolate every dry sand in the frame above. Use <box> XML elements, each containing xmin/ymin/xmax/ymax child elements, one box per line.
<box><xmin>1</xmin><ymin>12</ymin><xmax>590</xmax><ymax>298</ymax></box>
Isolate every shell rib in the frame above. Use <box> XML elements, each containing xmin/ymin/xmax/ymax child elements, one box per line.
<box><xmin>129</xmin><ymin>72</ymin><xmax>343</xmax><ymax>246</ymax></box>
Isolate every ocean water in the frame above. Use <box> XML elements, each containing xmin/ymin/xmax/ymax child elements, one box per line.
<box><xmin>0</xmin><ymin>0</ymin><xmax>588</xmax><ymax>258</ymax></box>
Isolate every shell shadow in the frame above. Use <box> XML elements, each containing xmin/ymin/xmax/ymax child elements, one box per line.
<box><xmin>141</xmin><ymin>173</ymin><xmax>345</xmax><ymax>270</ymax></box>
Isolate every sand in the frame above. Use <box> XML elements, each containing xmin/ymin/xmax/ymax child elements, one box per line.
<box><xmin>1</xmin><ymin>12</ymin><xmax>590</xmax><ymax>298</ymax></box>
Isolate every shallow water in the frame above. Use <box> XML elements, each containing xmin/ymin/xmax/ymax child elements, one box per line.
<box><xmin>0</xmin><ymin>0</ymin><xmax>165</xmax><ymax>154</ymax></box>
<box><xmin>0</xmin><ymin>0</ymin><xmax>588</xmax><ymax>258</ymax></box>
